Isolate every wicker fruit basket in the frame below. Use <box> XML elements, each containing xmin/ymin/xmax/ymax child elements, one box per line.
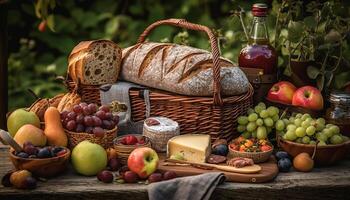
<box><xmin>113</xmin><ymin>134</ymin><xmax>151</xmax><ymax>164</ymax></box>
<box><xmin>69</xmin><ymin>19</ymin><xmax>253</xmax><ymax>143</ymax></box>
<box><xmin>228</xmin><ymin>147</ymin><xmax>273</xmax><ymax>163</ymax></box>
<box><xmin>65</xmin><ymin>126</ymin><xmax>117</xmax><ymax>149</ymax></box>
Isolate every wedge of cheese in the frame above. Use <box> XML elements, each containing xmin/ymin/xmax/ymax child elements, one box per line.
<box><xmin>167</xmin><ymin>134</ymin><xmax>211</xmax><ymax>163</ymax></box>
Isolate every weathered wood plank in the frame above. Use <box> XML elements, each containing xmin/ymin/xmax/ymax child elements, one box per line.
<box><xmin>0</xmin><ymin>145</ymin><xmax>349</xmax><ymax>200</ymax></box>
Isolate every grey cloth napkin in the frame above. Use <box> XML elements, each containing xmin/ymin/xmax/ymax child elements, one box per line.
<box><xmin>148</xmin><ymin>172</ymin><xmax>226</xmax><ymax>200</ymax></box>
<box><xmin>100</xmin><ymin>81</ymin><xmax>150</xmax><ymax>135</ymax></box>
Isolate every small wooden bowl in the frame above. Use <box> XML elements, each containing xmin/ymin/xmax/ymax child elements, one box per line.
<box><xmin>113</xmin><ymin>134</ymin><xmax>151</xmax><ymax>165</ymax></box>
<box><xmin>228</xmin><ymin>146</ymin><xmax>273</xmax><ymax>163</ymax></box>
<box><xmin>9</xmin><ymin>147</ymin><xmax>71</xmax><ymax>178</ymax></box>
<box><xmin>65</xmin><ymin>126</ymin><xmax>118</xmax><ymax>149</ymax></box>
<box><xmin>278</xmin><ymin>136</ymin><xmax>350</xmax><ymax>165</ymax></box>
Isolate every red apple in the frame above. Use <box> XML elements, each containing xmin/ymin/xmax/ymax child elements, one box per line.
<box><xmin>267</xmin><ymin>81</ymin><xmax>297</xmax><ymax>104</ymax></box>
<box><xmin>292</xmin><ymin>86</ymin><xmax>324</xmax><ymax>110</ymax></box>
<box><xmin>127</xmin><ymin>147</ymin><xmax>159</xmax><ymax>179</ymax></box>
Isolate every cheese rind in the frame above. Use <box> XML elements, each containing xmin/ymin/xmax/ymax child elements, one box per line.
<box><xmin>167</xmin><ymin>134</ymin><xmax>211</xmax><ymax>163</ymax></box>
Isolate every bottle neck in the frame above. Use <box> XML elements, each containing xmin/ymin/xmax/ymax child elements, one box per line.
<box><xmin>249</xmin><ymin>16</ymin><xmax>269</xmax><ymax>45</ymax></box>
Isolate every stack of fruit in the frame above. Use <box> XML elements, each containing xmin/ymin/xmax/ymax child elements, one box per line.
<box><xmin>237</xmin><ymin>102</ymin><xmax>280</xmax><ymax>140</ymax></box>
<box><xmin>278</xmin><ymin>113</ymin><xmax>349</xmax><ymax>145</ymax></box>
<box><xmin>61</xmin><ymin>103</ymin><xmax>119</xmax><ymax>137</ymax></box>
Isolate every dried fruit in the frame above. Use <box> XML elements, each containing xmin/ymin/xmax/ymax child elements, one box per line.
<box><xmin>123</xmin><ymin>171</ymin><xmax>138</xmax><ymax>183</ymax></box>
<box><xmin>162</xmin><ymin>171</ymin><xmax>177</xmax><ymax>181</ymax></box>
<box><xmin>148</xmin><ymin>173</ymin><xmax>163</xmax><ymax>183</ymax></box>
<box><xmin>97</xmin><ymin>170</ymin><xmax>114</xmax><ymax>183</ymax></box>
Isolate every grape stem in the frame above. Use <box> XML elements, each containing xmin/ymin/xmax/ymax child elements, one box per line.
<box><xmin>279</xmin><ymin>107</ymin><xmax>289</xmax><ymax>120</ymax></box>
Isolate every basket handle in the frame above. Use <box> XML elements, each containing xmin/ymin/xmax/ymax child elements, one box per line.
<box><xmin>137</xmin><ymin>18</ymin><xmax>223</xmax><ymax>106</ymax></box>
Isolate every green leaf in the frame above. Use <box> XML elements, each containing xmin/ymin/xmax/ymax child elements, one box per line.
<box><xmin>307</xmin><ymin>66</ymin><xmax>320</xmax><ymax>79</ymax></box>
<box><xmin>316</xmin><ymin>74</ymin><xmax>325</xmax><ymax>91</ymax></box>
<box><xmin>324</xmin><ymin>29</ymin><xmax>342</xmax><ymax>43</ymax></box>
<box><xmin>105</xmin><ymin>17</ymin><xmax>120</xmax><ymax>36</ymax></box>
<box><xmin>287</xmin><ymin>21</ymin><xmax>304</xmax><ymax>43</ymax></box>
<box><xmin>46</xmin><ymin>15</ymin><xmax>55</xmax><ymax>32</ymax></box>
<box><xmin>334</xmin><ymin>72</ymin><xmax>350</xmax><ymax>89</ymax></box>
<box><xmin>303</xmin><ymin>16</ymin><xmax>317</xmax><ymax>30</ymax></box>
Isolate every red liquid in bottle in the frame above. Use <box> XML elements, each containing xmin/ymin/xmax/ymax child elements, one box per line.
<box><xmin>239</xmin><ymin>39</ymin><xmax>277</xmax><ymax>74</ymax></box>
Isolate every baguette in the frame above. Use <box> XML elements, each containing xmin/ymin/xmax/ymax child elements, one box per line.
<box><xmin>68</xmin><ymin>40</ymin><xmax>122</xmax><ymax>85</ymax></box>
<box><xmin>120</xmin><ymin>42</ymin><xmax>249</xmax><ymax>96</ymax></box>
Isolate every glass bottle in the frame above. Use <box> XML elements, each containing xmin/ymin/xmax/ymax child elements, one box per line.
<box><xmin>239</xmin><ymin>3</ymin><xmax>277</xmax><ymax>103</ymax></box>
<box><xmin>239</xmin><ymin>3</ymin><xmax>277</xmax><ymax>74</ymax></box>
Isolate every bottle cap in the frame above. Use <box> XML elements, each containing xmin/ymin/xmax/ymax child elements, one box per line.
<box><xmin>252</xmin><ymin>3</ymin><xmax>268</xmax><ymax>17</ymax></box>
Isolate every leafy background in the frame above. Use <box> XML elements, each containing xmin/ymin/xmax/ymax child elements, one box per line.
<box><xmin>7</xmin><ymin>0</ymin><xmax>350</xmax><ymax>111</ymax></box>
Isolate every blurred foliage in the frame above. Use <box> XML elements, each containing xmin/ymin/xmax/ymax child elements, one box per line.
<box><xmin>7</xmin><ymin>0</ymin><xmax>350</xmax><ymax>111</ymax></box>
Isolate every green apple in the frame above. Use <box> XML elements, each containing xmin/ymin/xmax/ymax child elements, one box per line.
<box><xmin>71</xmin><ymin>141</ymin><xmax>107</xmax><ymax>176</ymax></box>
<box><xmin>7</xmin><ymin>109</ymin><xmax>40</xmax><ymax>137</ymax></box>
<box><xmin>127</xmin><ymin>147</ymin><xmax>159</xmax><ymax>178</ymax></box>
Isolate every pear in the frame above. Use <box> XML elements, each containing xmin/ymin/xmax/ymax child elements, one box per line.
<box><xmin>293</xmin><ymin>152</ymin><xmax>314</xmax><ymax>172</ymax></box>
<box><xmin>14</xmin><ymin>124</ymin><xmax>47</xmax><ymax>147</ymax></box>
<box><xmin>7</xmin><ymin>109</ymin><xmax>40</xmax><ymax>137</ymax></box>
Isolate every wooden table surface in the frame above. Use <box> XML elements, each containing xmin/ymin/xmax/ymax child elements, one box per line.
<box><xmin>1</xmin><ymin>145</ymin><xmax>350</xmax><ymax>200</ymax></box>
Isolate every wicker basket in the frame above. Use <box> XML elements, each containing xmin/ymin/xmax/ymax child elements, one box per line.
<box><xmin>113</xmin><ymin>134</ymin><xmax>151</xmax><ymax>165</ymax></box>
<box><xmin>66</xmin><ymin>19</ymin><xmax>254</xmax><ymax>142</ymax></box>
<box><xmin>66</xmin><ymin>78</ymin><xmax>101</xmax><ymax>105</ymax></box>
<box><xmin>65</xmin><ymin>126</ymin><xmax>117</xmax><ymax>149</ymax></box>
<box><xmin>228</xmin><ymin>146</ymin><xmax>273</xmax><ymax>163</ymax></box>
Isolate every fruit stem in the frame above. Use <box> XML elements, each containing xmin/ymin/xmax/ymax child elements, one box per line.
<box><xmin>279</xmin><ymin>107</ymin><xmax>289</xmax><ymax>120</ymax></box>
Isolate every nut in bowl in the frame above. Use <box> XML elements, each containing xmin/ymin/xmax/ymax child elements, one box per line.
<box><xmin>228</xmin><ymin>136</ymin><xmax>273</xmax><ymax>163</ymax></box>
<box><xmin>9</xmin><ymin>144</ymin><xmax>71</xmax><ymax>178</ymax></box>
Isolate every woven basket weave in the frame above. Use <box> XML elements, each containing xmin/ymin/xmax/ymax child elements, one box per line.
<box><xmin>66</xmin><ymin>19</ymin><xmax>253</xmax><ymax>142</ymax></box>
<box><xmin>65</xmin><ymin>126</ymin><xmax>117</xmax><ymax>149</ymax></box>
<box><xmin>113</xmin><ymin>135</ymin><xmax>151</xmax><ymax>165</ymax></box>
<box><xmin>228</xmin><ymin>146</ymin><xmax>273</xmax><ymax>163</ymax></box>
<box><xmin>67</xmin><ymin>79</ymin><xmax>101</xmax><ymax>105</ymax></box>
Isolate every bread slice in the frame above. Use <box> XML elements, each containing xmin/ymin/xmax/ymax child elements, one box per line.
<box><xmin>68</xmin><ymin>40</ymin><xmax>122</xmax><ymax>85</ymax></box>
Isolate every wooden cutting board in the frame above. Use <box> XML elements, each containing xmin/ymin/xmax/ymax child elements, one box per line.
<box><xmin>158</xmin><ymin>156</ymin><xmax>279</xmax><ymax>183</ymax></box>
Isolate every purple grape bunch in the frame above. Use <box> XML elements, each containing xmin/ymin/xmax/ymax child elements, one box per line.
<box><xmin>60</xmin><ymin>103</ymin><xmax>119</xmax><ymax>137</ymax></box>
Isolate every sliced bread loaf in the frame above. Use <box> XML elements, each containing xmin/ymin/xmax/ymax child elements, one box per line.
<box><xmin>68</xmin><ymin>40</ymin><xmax>122</xmax><ymax>85</ymax></box>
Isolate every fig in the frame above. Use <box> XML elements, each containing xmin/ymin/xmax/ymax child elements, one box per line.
<box><xmin>97</xmin><ymin>170</ymin><xmax>114</xmax><ymax>183</ymax></box>
<box><xmin>23</xmin><ymin>176</ymin><xmax>37</xmax><ymax>189</ymax></box>
<box><xmin>108</xmin><ymin>158</ymin><xmax>121</xmax><ymax>171</ymax></box>
<box><xmin>162</xmin><ymin>171</ymin><xmax>177</xmax><ymax>181</ymax></box>
<box><xmin>148</xmin><ymin>173</ymin><xmax>162</xmax><ymax>183</ymax></box>
<box><xmin>123</xmin><ymin>171</ymin><xmax>138</xmax><ymax>183</ymax></box>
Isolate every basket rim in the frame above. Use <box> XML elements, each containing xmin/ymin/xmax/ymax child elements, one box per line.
<box><xmin>113</xmin><ymin>134</ymin><xmax>151</xmax><ymax>146</ymax></box>
<box><xmin>229</xmin><ymin>147</ymin><xmax>273</xmax><ymax>155</ymax></box>
<box><xmin>278</xmin><ymin>136</ymin><xmax>350</xmax><ymax>149</ymax></box>
<box><xmin>129</xmin><ymin>83</ymin><xmax>254</xmax><ymax>105</ymax></box>
<box><xmin>65</xmin><ymin>126</ymin><xmax>118</xmax><ymax>135</ymax></box>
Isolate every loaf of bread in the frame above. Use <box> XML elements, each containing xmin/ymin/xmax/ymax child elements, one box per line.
<box><xmin>68</xmin><ymin>40</ymin><xmax>122</xmax><ymax>85</ymax></box>
<box><xmin>120</xmin><ymin>42</ymin><xmax>249</xmax><ymax>96</ymax></box>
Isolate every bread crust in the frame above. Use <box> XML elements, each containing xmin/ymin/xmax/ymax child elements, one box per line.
<box><xmin>68</xmin><ymin>40</ymin><xmax>122</xmax><ymax>85</ymax></box>
<box><xmin>120</xmin><ymin>42</ymin><xmax>249</xmax><ymax>96</ymax></box>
